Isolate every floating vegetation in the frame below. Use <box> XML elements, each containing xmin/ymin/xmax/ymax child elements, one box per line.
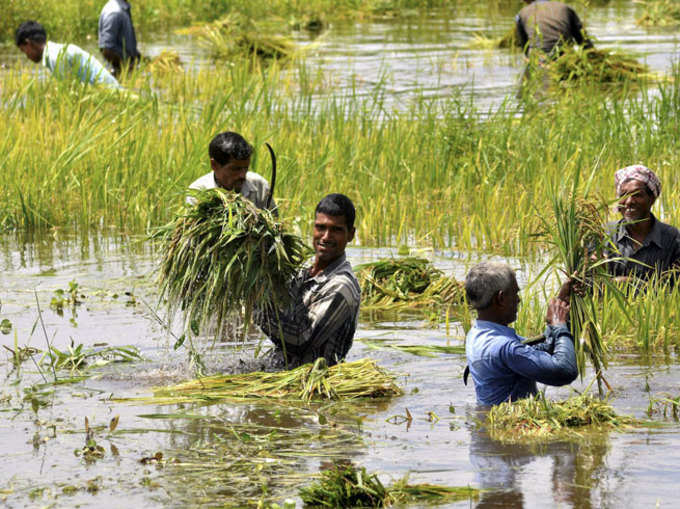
<box><xmin>355</xmin><ymin>257</ymin><xmax>464</xmax><ymax>311</ymax></box>
<box><xmin>49</xmin><ymin>280</ymin><xmax>84</xmax><ymax>316</ymax></box>
<box><xmin>545</xmin><ymin>46</ymin><xmax>661</xmax><ymax>88</ymax></box>
<box><xmin>134</xmin><ymin>358</ymin><xmax>402</xmax><ymax>405</ymax></box>
<box><xmin>485</xmin><ymin>392</ymin><xmax>635</xmax><ymax>444</ymax></box>
<box><xmin>359</xmin><ymin>339</ymin><xmax>465</xmax><ymax>357</ymax></box>
<box><xmin>636</xmin><ymin>0</ymin><xmax>680</xmax><ymax>27</ymax></box>
<box><xmin>157</xmin><ymin>189</ymin><xmax>310</xmax><ymax>342</ymax></box>
<box><xmin>300</xmin><ymin>461</ymin><xmax>479</xmax><ymax>507</ymax></box>
<box><xmin>178</xmin><ymin>14</ymin><xmax>299</xmax><ymax>61</ymax></box>
<box><xmin>46</xmin><ymin>342</ymin><xmax>142</xmax><ymax>373</ymax></box>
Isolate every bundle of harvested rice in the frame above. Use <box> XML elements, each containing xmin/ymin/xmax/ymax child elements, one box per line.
<box><xmin>177</xmin><ymin>13</ymin><xmax>298</xmax><ymax>61</ymax></box>
<box><xmin>546</xmin><ymin>46</ymin><xmax>660</xmax><ymax>87</ymax></box>
<box><xmin>147</xmin><ymin>50</ymin><xmax>183</xmax><ymax>74</ymax></box>
<box><xmin>300</xmin><ymin>461</ymin><xmax>479</xmax><ymax>508</ymax></box>
<box><xmin>485</xmin><ymin>392</ymin><xmax>635</xmax><ymax>444</ymax></box>
<box><xmin>140</xmin><ymin>358</ymin><xmax>402</xmax><ymax>405</ymax></box>
<box><xmin>468</xmin><ymin>27</ymin><xmax>519</xmax><ymax>50</ymax></box>
<box><xmin>355</xmin><ymin>257</ymin><xmax>464</xmax><ymax>310</ymax></box>
<box><xmin>157</xmin><ymin>189</ymin><xmax>310</xmax><ymax>340</ymax></box>
<box><xmin>636</xmin><ymin>0</ymin><xmax>680</xmax><ymax>27</ymax></box>
<box><xmin>537</xmin><ymin>169</ymin><xmax>630</xmax><ymax>396</ymax></box>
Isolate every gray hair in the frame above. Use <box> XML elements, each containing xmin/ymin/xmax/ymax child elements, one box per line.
<box><xmin>465</xmin><ymin>262</ymin><xmax>516</xmax><ymax>310</ymax></box>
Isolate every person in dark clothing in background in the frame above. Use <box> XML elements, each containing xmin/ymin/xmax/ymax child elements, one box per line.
<box><xmin>516</xmin><ymin>0</ymin><xmax>592</xmax><ymax>58</ymax></box>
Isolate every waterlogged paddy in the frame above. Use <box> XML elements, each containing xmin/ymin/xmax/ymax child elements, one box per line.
<box><xmin>1</xmin><ymin>234</ymin><xmax>680</xmax><ymax>508</ymax></box>
<box><xmin>1</xmin><ymin>1</ymin><xmax>679</xmax><ymax>110</ymax></box>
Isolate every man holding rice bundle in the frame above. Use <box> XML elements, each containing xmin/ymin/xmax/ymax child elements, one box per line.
<box><xmin>189</xmin><ymin>131</ymin><xmax>277</xmax><ymax>215</ymax></box>
<box><xmin>464</xmin><ymin>262</ymin><xmax>577</xmax><ymax>406</ymax></box>
<box><xmin>516</xmin><ymin>0</ymin><xmax>592</xmax><ymax>58</ymax></box>
<box><xmin>15</xmin><ymin>21</ymin><xmax>120</xmax><ymax>88</ymax></box>
<box><xmin>606</xmin><ymin>165</ymin><xmax>680</xmax><ymax>283</ymax></box>
<box><xmin>254</xmin><ymin>194</ymin><xmax>361</xmax><ymax>369</ymax></box>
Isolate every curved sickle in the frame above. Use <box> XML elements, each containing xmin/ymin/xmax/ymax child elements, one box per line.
<box><xmin>265</xmin><ymin>142</ymin><xmax>276</xmax><ymax>210</ymax></box>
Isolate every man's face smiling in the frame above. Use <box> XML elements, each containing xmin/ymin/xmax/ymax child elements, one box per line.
<box><xmin>618</xmin><ymin>179</ymin><xmax>654</xmax><ymax>223</ymax></box>
<box><xmin>313</xmin><ymin>213</ymin><xmax>355</xmax><ymax>266</ymax></box>
<box><xmin>211</xmin><ymin>157</ymin><xmax>250</xmax><ymax>192</ymax></box>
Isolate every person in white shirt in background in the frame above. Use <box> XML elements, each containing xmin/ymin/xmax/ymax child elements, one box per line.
<box><xmin>188</xmin><ymin>131</ymin><xmax>277</xmax><ymax>215</ymax></box>
<box><xmin>16</xmin><ymin>20</ymin><xmax>120</xmax><ymax>88</ymax></box>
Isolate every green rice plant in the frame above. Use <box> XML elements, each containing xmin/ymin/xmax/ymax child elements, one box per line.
<box><xmin>636</xmin><ymin>0</ymin><xmax>680</xmax><ymax>27</ymax></box>
<box><xmin>485</xmin><ymin>391</ymin><xmax>635</xmax><ymax>444</ymax></box>
<box><xmin>133</xmin><ymin>358</ymin><xmax>402</xmax><ymax>405</ymax></box>
<box><xmin>355</xmin><ymin>257</ymin><xmax>464</xmax><ymax>310</ymax></box>
<box><xmin>535</xmin><ymin>168</ymin><xmax>631</xmax><ymax>396</ymax></box>
<box><xmin>156</xmin><ymin>189</ymin><xmax>311</xmax><ymax>342</ymax></box>
<box><xmin>299</xmin><ymin>461</ymin><xmax>480</xmax><ymax>507</ymax></box>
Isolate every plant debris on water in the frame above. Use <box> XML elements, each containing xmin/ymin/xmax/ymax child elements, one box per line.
<box><xmin>132</xmin><ymin>358</ymin><xmax>402</xmax><ymax>405</ymax></box>
<box><xmin>359</xmin><ymin>339</ymin><xmax>465</xmax><ymax>357</ymax></box>
<box><xmin>355</xmin><ymin>257</ymin><xmax>464</xmax><ymax>311</ymax></box>
<box><xmin>299</xmin><ymin>461</ymin><xmax>479</xmax><ymax>507</ymax></box>
<box><xmin>485</xmin><ymin>391</ymin><xmax>635</xmax><ymax>444</ymax></box>
<box><xmin>157</xmin><ymin>189</ymin><xmax>310</xmax><ymax>341</ymax></box>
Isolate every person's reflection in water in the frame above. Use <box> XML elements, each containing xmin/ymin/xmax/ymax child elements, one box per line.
<box><xmin>468</xmin><ymin>408</ymin><xmax>609</xmax><ymax>509</ymax></box>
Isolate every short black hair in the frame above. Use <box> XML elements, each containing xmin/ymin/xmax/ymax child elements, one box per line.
<box><xmin>208</xmin><ymin>131</ymin><xmax>253</xmax><ymax>165</ymax></box>
<box><xmin>16</xmin><ymin>21</ymin><xmax>47</xmax><ymax>47</ymax></box>
<box><xmin>315</xmin><ymin>194</ymin><xmax>356</xmax><ymax>230</ymax></box>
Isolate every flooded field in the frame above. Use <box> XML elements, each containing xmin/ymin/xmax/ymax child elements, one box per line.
<box><xmin>3</xmin><ymin>0</ymin><xmax>680</xmax><ymax>507</ymax></box>
<box><xmin>1</xmin><ymin>233</ymin><xmax>680</xmax><ymax>508</ymax></box>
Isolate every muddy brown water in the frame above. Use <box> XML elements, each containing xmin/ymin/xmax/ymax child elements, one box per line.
<box><xmin>3</xmin><ymin>1</ymin><xmax>680</xmax><ymax>507</ymax></box>
<box><xmin>1</xmin><ymin>232</ymin><xmax>680</xmax><ymax>508</ymax></box>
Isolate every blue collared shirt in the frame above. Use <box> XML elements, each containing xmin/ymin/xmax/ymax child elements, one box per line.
<box><xmin>99</xmin><ymin>0</ymin><xmax>140</xmax><ymax>60</ymax></box>
<box><xmin>41</xmin><ymin>41</ymin><xmax>120</xmax><ymax>87</ymax></box>
<box><xmin>465</xmin><ymin>320</ymin><xmax>577</xmax><ymax>406</ymax></box>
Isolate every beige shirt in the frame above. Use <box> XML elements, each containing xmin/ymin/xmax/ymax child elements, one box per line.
<box><xmin>188</xmin><ymin>171</ymin><xmax>277</xmax><ymax>214</ymax></box>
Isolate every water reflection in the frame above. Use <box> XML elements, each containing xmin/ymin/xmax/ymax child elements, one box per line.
<box><xmin>469</xmin><ymin>410</ymin><xmax>609</xmax><ymax>509</ymax></box>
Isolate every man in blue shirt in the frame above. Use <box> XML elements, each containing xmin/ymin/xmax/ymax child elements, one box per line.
<box><xmin>15</xmin><ymin>21</ymin><xmax>120</xmax><ymax>88</ymax></box>
<box><xmin>99</xmin><ymin>0</ymin><xmax>141</xmax><ymax>77</ymax></box>
<box><xmin>465</xmin><ymin>262</ymin><xmax>577</xmax><ymax>406</ymax></box>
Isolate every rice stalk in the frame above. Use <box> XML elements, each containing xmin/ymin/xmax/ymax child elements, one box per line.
<box><xmin>156</xmin><ymin>188</ymin><xmax>311</xmax><ymax>342</ymax></box>
<box><xmin>485</xmin><ymin>391</ymin><xmax>635</xmax><ymax>444</ymax></box>
<box><xmin>536</xmin><ymin>168</ymin><xmax>631</xmax><ymax>397</ymax></box>
<box><xmin>132</xmin><ymin>358</ymin><xmax>402</xmax><ymax>405</ymax></box>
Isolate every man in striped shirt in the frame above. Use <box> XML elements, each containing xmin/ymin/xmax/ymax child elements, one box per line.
<box><xmin>255</xmin><ymin>194</ymin><xmax>360</xmax><ymax>369</ymax></box>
